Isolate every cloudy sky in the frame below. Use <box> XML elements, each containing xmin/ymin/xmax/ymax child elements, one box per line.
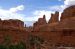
<box><xmin>0</xmin><ymin>0</ymin><xmax>74</xmax><ymax>26</ymax></box>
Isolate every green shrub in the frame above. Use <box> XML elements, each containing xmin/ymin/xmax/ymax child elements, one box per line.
<box><xmin>0</xmin><ymin>42</ymin><xmax>26</xmax><ymax>49</ymax></box>
<box><xmin>0</xmin><ymin>45</ymin><xmax>6</xmax><ymax>49</ymax></box>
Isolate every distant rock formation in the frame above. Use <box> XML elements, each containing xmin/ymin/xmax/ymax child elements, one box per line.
<box><xmin>0</xmin><ymin>19</ymin><xmax>24</xmax><ymax>28</ymax></box>
<box><xmin>0</xmin><ymin>19</ymin><xmax>28</xmax><ymax>44</ymax></box>
<box><xmin>33</xmin><ymin>15</ymin><xmax>47</xmax><ymax>29</ymax></box>
<box><xmin>48</xmin><ymin>11</ymin><xmax>59</xmax><ymax>23</ymax></box>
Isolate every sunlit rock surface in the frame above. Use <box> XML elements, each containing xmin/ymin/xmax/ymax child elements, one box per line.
<box><xmin>31</xmin><ymin>5</ymin><xmax>75</xmax><ymax>49</ymax></box>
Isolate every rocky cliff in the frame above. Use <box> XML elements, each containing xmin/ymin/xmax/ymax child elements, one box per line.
<box><xmin>0</xmin><ymin>5</ymin><xmax>75</xmax><ymax>49</ymax></box>
<box><xmin>0</xmin><ymin>19</ymin><xmax>28</xmax><ymax>45</ymax></box>
<box><xmin>61</xmin><ymin>5</ymin><xmax>75</xmax><ymax>21</ymax></box>
<box><xmin>33</xmin><ymin>15</ymin><xmax>47</xmax><ymax>30</ymax></box>
<box><xmin>48</xmin><ymin>11</ymin><xmax>59</xmax><ymax>23</ymax></box>
<box><xmin>31</xmin><ymin>5</ymin><xmax>75</xmax><ymax>49</ymax></box>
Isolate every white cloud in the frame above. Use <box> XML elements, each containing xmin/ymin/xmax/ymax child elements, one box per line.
<box><xmin>0</xmin><ymin>5</ymin><xmax>25</xmax><ymax>21</ymax></box>
<box><xmin>64</xmin><ymin>0</ymin><xmax>75</xmax><ymax>6</ymax></box>
<box><xmin>49</xmin><ymin>5</ymin><xmax>64</xmax><ymax>12</ymax></box>
<box><xmin>62</xmin><ymin>0</ymin><xmax>75</xmax><ymax>9</ymax></box>
<box><xmin>9</xmin><ymin>5</ymin><xmax>24</xmax><ymax>13</ymax></box>
<box><xmin>26</xmin><ymin>0</ymin><xmax>75</xmax><ymax>26</ymax></box>
<box><xmin>33</xmin><ymin>10</ymin><xmax>55</xmax><ymax>22</ymax></box>
<box><xmin>31</xmin><ymin>1</ymin><xmax>64</xmax><ymax>23</ymax></box>
<box><xmin>24</xmin><ymin>16</ymin><xmax>38</xmax><ymax>21</ymax></box>
<box><xmin>48</xmin><ymin>0</ymin><xmax>75</xmax><ymax>21</ymax></box>
<box><xmin>49</xmin><ymin>0</ymin><xmax>75</xmax><ymax>13</ymax></box>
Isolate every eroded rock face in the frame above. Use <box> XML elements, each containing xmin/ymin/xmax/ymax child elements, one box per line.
<box><xmin>61</xmin><ymin>5</ymin><xmax>75</xmax><ymax>21</ymax></box>
<box><xmin>48</xmin><ymin>11</ymin><xmax>59</xmax><ymax>24</ymax></box>
<box><xmin>31</xmin><ymin>5</ymin><xmax>75</xmax><ymax>48</ymax></box>
<box><xmin>0</xmin><ymin>5</ymin><xmax>75</xmax><ymax>48</ymax></box>
<box><xmin>0</xmin><ymin>19</ymin><xmax>24</xmax><ymax>28</ymax></box>
<box><xmin>38</xmin><ymin>15</ymin><xmax>47</xmax><ymax>25</ymax></box>
<box><xmin>9</xmin><ymin>19</ymin><xmax>24</xmax><ymax>28</ymax></box>
<box><xmin>33</xmin><ymin>15</ymin><xmax>47</xmax><ymax>29</ymax></box>
<box><xmin>0</xmin><ymin>29</ymin><xmax>28</xmax><ymax>44</ymax></box>
<box><xmin>0</xmin><ymin>19</ymin><xmax>27</xmax><ymax>44</ymax></box>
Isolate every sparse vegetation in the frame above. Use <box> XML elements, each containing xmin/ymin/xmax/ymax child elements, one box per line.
<box><xmin>0</xmin><ymin>42</ymin><xmax>26</xmax><ymax>49</ymax></box>
<box><xmin>29</xmin><ymin>35</ymin><xmax>44</xmax><ymax>49</ymax></box>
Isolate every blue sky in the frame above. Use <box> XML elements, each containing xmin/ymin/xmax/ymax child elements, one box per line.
<box><xmin>0</xmin><ymin>0</ymin><xmax>74</xmax><ymax>26</ymax></box>
<box><xmin>0</xmin><ymin>0</ymin><xmax>63</xmax><ymax>14</ymax></box>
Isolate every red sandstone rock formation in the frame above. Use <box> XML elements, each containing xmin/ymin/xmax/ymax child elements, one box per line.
<box><xmin>8</xmin><ymin>19</ymin><xmax>24</xmax><ymax>28</ymax></box>
<box><xmin>38</xmin><ymin>15</ymin><xmax>47</xmax><ymax>25</ymax></box>
<box><xmin>0</xmin><ymin>5</ymin><xmax>75</xmax><ymax>49</ymax></box>
<box><xmin>31</xmin><ymin>5</ymin><xmax>75</xmax><ymax>49</ymax></box>
<box><xmin>0</xmin><ymin>19</ymin><xmax>24</xmax><ymax>29</ymax></box>
<box><xmin>33</xmin><ymin>15</ymin><xmax>47</xmax><ymax>29</ymax></box>
<box><xmin>0</xmin><ymin>19</ymin><xmax>28</xmax><ymax>44</ymax></box>
<box><xmin>61</xmin><ymin>5</ymin><xmax>75</xmax><ymax>21</ymax></box>
<box><xmin>48</xmin><ymin>11</ymin><xmax>59</xmax><ymax>23</ymax></box>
